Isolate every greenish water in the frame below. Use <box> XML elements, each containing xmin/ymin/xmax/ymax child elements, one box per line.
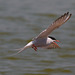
<box><xmin>0</xmin><ymin>0</ymin><xmax>75</xmax><ymax>75</ymax></box>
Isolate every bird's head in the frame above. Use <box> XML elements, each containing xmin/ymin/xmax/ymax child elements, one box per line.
<box><xmin>48</xmin><ymin>36</ymin><xmax>60</xmax><ymax>42</ymax></box>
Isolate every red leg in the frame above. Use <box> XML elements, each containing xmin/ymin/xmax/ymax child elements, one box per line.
<box><xmin>32</xmin><ymin>44</ymin><xmax>37</xmax><ymax>51</ymax></box>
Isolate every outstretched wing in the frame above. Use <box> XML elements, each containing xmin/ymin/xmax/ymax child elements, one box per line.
<box><xmin>33</xmin><ymin>12</ymin><xmax>72</xmax><ymax>40</ymax></box>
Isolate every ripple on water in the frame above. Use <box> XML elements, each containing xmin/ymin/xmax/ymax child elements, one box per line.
<box><xmin>39</xmin><ymin>68</ymin><xmax>72</xmax><ymax>73</ymax></box>
<box><xmin>59</xmin><ymin>54</ymin><xmax>75</xmax><ymax>58</ymax></box>
<box><xmin>32</xmin><ymin>13</ymin><xmax>57</xmax><ymax>17</ymax></box>
<box><xmin>0</xmin><ymin>16</ymin><xmax>27</xmax><ymax>22</ymax></box>
<box><xmin>0</xmin><ymin>32</ymin><xmax>13</xmax><ymax>36</ymax></box>
<box><xmin>2</xmin><ymin>56</ymin><xmax>20</xmax><ymax>60</ymax></box>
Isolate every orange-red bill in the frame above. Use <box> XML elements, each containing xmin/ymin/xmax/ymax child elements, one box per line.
<box><xmin>55</xmin><ymin>40</ymin><xmax>60</xmax><ymax>42</ymax></box>
<box><xmin>53</xmin><ymin>42</ymin><xmax>60</xmax><ymax>48</ymax></box>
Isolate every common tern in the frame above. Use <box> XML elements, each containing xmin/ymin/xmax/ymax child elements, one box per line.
<box><xmin>16</xmin><ymin>12</ymin><xmax>72</xmax><ymax>54</ymax></box>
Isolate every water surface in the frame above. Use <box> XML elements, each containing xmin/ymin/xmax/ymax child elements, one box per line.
<box><xmin>0</xmin><ymin>0</ymin><xmax>75</xmax><ymax>75</ymax></box>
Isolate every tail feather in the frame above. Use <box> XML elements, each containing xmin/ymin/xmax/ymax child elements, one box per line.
<box><xmin>10</xmin><ymin>46</ymin><xmax>29</xmax><ymax>56</ymax></box>
<box><xmin>14</xmin><ymin>48</ymin><xmax>22</xmax><ymax>51</ymax></box>
<box><xmin>16</xmin><ymin>47</ymin><xmax>26</xmax><ymax>54</ymax></box>
<box><xmin>15</xmin><ymin>41</ymin><xmax>33</xmax><ymax>55</ymax></box>
<box><xmin>12</xmin><ymin>41</ymin><xmax>33</xmax><ymax>55</ymax></box>
<box><xmin>16</xmin><ymin>45</ymin><xmax>30</xmax><ymax>55</ymax></box>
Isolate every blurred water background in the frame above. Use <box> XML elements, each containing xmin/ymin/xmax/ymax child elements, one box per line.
<box><xmin>0</xmin><ymin>0</ymin><xmax>75</xmax><ymax>75</ymax></box>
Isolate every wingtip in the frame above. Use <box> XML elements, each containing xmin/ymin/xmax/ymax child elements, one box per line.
<box><xmin>64</xmin><ymin>12</ymin><xmax>72</xmax><ymax>16</ymax></box>
<box><xmin>67</xmin><ymin>12</ymin><xmax>69</xmax><ymax>14</ymax></box>
<box><xmin>66</xmin><ymin>12</ymin><xmax>72</xmax><ymax>16</ymax></box>
<box><xmin>70</xmin><ymin>13</ymin><xmax>72</xmax><ymax>16</ymax></box>
<box><xmin>66</xmin><ymin>12</ymin><xmax>72</xmax><ymax>20</ymax></box>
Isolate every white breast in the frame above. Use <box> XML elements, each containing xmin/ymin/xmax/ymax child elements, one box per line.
<box><xmin>46</xmin><ymin>38</ymin><xmax>53</xmax><ymax>44</ymax></box>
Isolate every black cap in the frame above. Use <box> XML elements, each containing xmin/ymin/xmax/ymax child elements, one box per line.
<box><xmin>48</xmin><ymin>36</ymin><xmax>56</xmax><ymax>40</ymax></box>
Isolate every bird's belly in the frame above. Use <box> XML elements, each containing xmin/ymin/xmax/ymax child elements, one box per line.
<box><xmin>33</xmin><ymin>38</ymin><xmax>51</xmax><ymax>47</ymax></box>
<box><xmin>35</xmin><ymin>42</ymin><xmax>48</xmax><ymax>47</ymax></box>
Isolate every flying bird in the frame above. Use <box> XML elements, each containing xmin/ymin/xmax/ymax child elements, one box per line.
<box><xmin>16</xmin><ymin>12</ymin><xmax>72</xmax><ymax>54</ymax></box>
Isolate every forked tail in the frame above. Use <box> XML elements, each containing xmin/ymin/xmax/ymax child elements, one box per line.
<box><xmin>17</xmin><ymin>45</ymin><xmax>31</xmax><ymax>54</ymax></box>
<box><xmin>14</xmin><ymin>41</ymin><xmax>33</xmax><ymax>55</ymax></box>
<box><xmin>9</xmin><ymin>41</ymin><xmax>33</xmax><ymax>56</ymax></box>
<box><xmin>10</xmin><ymin>45</ymin><xmax>30</xmax><ymax>56</ymax></box>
